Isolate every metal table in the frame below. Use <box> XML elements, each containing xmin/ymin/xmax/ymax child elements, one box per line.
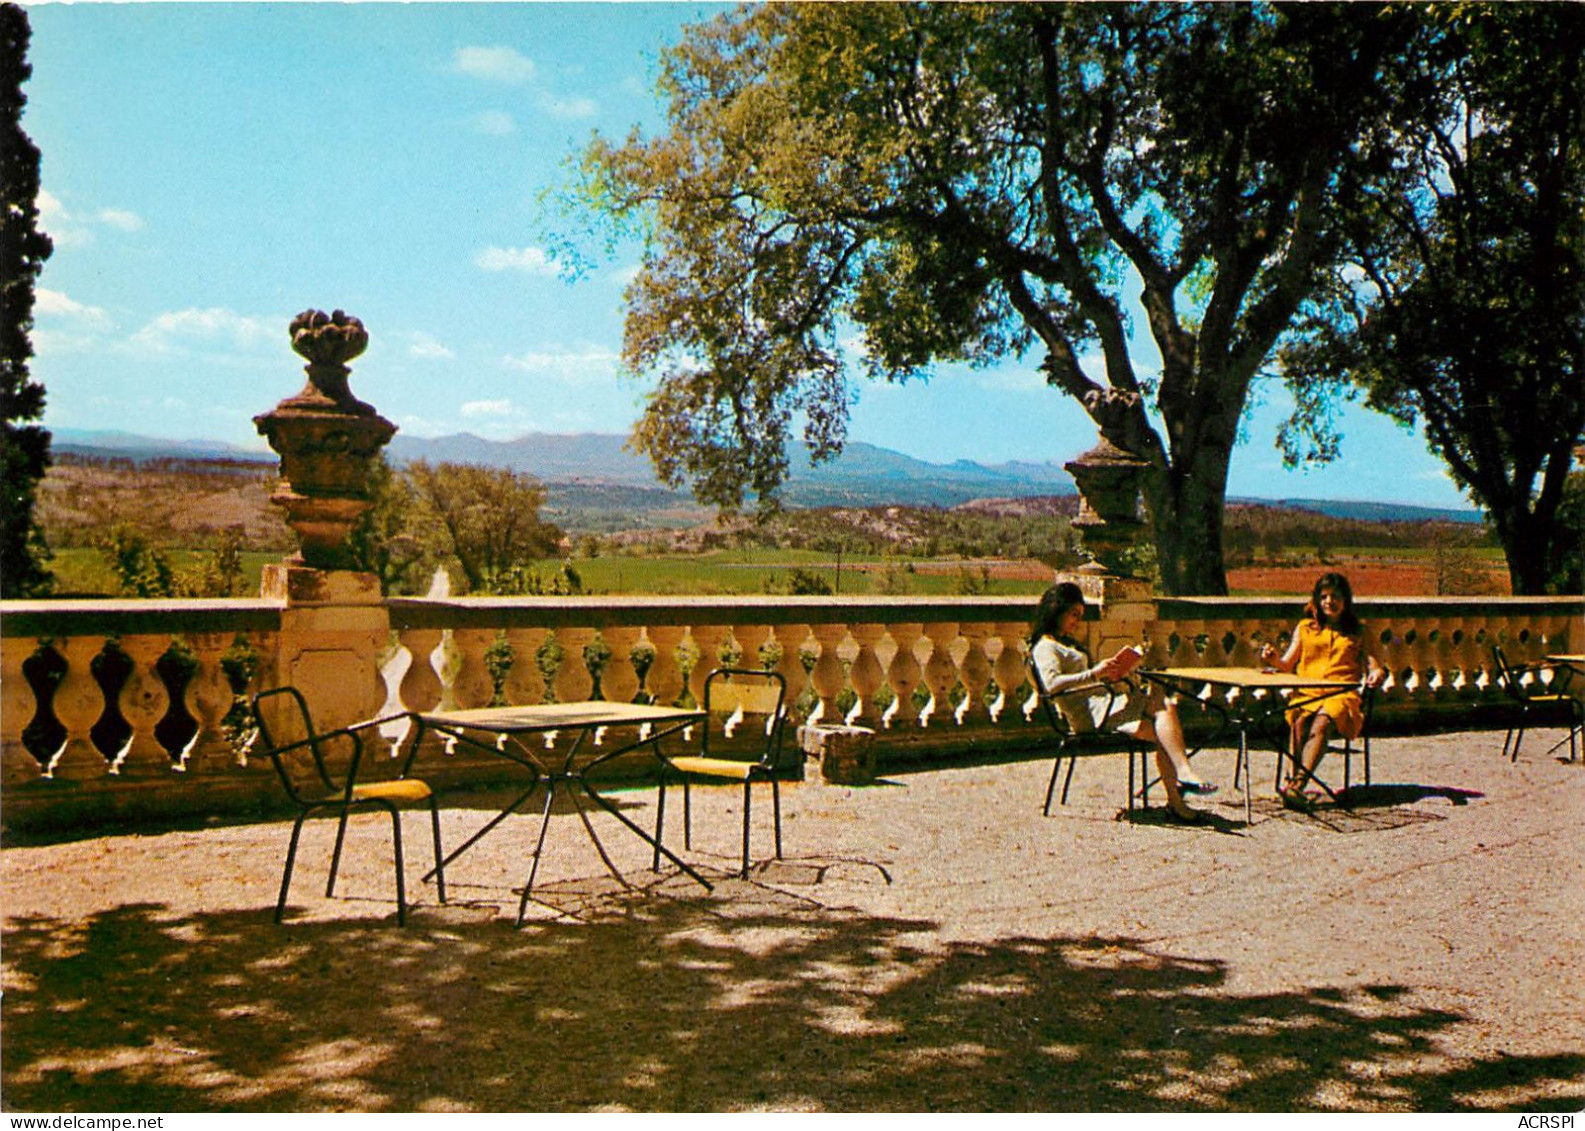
<box><xmin>1139</xmin><ymin>667</ymin><xmax>1357</xmax><ymax>825</ymax></box>
<box><xmin>410</xmin><ymin>701</ymin><xmax>710</xmax><ymax>923</ymax></box>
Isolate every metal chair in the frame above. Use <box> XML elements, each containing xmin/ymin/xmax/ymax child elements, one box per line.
<box><xmin>1491</xmin><ymin>646</ymin><xmax>1582</xmax><ymax>762</ymax></box>
<box><xmin>653</xmin><ymin>668</ymin><xmax>790</xmax><ymax>878</ymax></box>
<box><xmin>250</xmin><ymin>687</ymin><xmax>445</xmax><ymax>925</ymax></box>
<box><xmin>1277</xmin><ymin>681</ymin><xmax>1379</xmax><ymax>806</ymax></box>
<box><xmin>1026</xmin><ymin>655</ymin><xmax>1148</xmax><ymax>816</ymax></box>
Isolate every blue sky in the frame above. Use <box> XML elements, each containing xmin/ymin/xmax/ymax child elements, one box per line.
<box><xmin>21</xmin><ymin>2</ymin><xmax>1471</xmax><ymax>510</ymax></box>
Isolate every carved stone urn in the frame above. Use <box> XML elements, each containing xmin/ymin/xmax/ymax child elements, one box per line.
<box><xmin>1064</xmin><ymin>436</ymin><xmax>1151</xmax><ymax>577</ymax></box>
<box><xmin>254</xmin><ymin>309</ymin><xmax>396</xmax><ymax>570</ymax></box>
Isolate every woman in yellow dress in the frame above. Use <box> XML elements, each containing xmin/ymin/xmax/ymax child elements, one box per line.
<box><xmin>1259</xmin><ymin>572</ymin><xmax>1386</xmax><ymax>809</ymax></box>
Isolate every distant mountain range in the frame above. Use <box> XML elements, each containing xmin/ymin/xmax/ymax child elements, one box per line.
<box><xmin>49</xmin><ymin>427</ymin><xmax>1482</xmax><ymax>523</ymax></box>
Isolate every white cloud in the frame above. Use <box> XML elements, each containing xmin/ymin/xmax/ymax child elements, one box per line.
<box><xmin>453</xmin><ymin>45</ymin><xmax>537</xmax><ymax>84</ymax></box>
<box><xmin>469</xmin><ymin>109</ymin><xmax>517</xmax><ymax>136</ymax></box>
<box><xmin>538</xmin><ymin>92</ymin><xmax>598</xmax><ymax>121</ymax></box>
<box><xmin>130</xmin><ymin>307</ymin><xmax>278</xmax><ymax>354</ymax></box>
<box><xmin>461</xmin><ymin>398</ymin><xmax>513</xmax><ymax>418</ymax></box>
<box><xmin>96</xmin><ymin>208</ymin><xmax>144</xmax><ymax>232</ymax></box>
<box><xmin>36</xmin><ymin>189</ymin><xmax>65</xmax><ymax>222</ymax></box>
<box><xmin>406</xmin><ymin>331</ymin><xmax>453</xmax><ymax>360</ymax></box>
<box><xmin>502</xmin><ymin>345</ymin><xmax>620</xmax><ymax>383</ymax></box>
<box><xmin>474</xmin><ymin>245</ymin><xmax>563</xmax><ymax>276</ymax></box>
<box><xmin>34</xmin><ymin>189</ymin><xmax>145</xmax><ymax>245</ymax></box>
<box><xmin>35</xmin><ymin>288</ymin><xmax>110</xmax><ymax>325</ymax></box>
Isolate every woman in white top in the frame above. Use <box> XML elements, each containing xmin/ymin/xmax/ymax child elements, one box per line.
<box><xmin>1029</xmin><ymin>582</ymin><xmax>1214</xmax><ymax>822</ymax></box>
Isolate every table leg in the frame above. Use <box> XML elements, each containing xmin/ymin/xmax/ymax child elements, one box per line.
<box><xmin>1239</xmin><ymin>723</ymin><xmax>1252</xmax><ymax>827</ymax></box>
<box><xmin>580</xmin><ymin>775</ymin><xmax>714</xmax><ymax>891</ymax></box>
<box><xmin>423</xmin><ymin>776</ymin><xmax>543</xmax><ymax>882</ymax></box>
<box><xmin>515</xmin><ymin>781</ymin><xmax>560</xmax><ymax>926</ymax></box>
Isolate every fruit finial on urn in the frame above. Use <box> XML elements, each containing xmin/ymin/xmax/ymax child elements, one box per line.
<box><xmin>254</xmin><ymin>309</ymin><xmax>396</xmax><ymax>570</ymax></box>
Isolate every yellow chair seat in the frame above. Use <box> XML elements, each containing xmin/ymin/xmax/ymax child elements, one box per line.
<box><xmin>351</xmin><ymin>779</ymin><xmax>434</xmax><ymax>803</ymax></box>
<box><xmin>666</xmin><ymin>755</ymin><xmax>762</xmax><ymax>781</ymax></box>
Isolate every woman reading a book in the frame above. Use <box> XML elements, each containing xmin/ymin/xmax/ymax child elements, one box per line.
<box><xmin>1029</xmin><ymin>582</ymin><xmax>1216</xmax><ymax>823</ymax></box>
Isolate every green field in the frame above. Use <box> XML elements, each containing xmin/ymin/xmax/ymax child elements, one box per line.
<box><xmin>46</xmin><ymin>549</ymin><xmax>281</xmax><ymax>599</ymax></box>
<box><xmin>532</xmin><ymin>549</ymin><xmax>1048</xmax><ymax>597</ymax></box>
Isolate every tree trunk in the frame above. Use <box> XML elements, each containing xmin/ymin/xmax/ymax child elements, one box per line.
<box><xmin>1147</xmin><ymin>454</ymin><xmax>1234</xmax><ymax>597</ymax></box>
<box><xmin>1496</xmin><ymin>508</ymin><xmax>1558</xmax><ymax>596</ymax></box>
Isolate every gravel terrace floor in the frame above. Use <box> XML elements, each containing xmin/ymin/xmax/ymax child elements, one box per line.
<box><xmin>3</xmin><ymin>724</ymin><xmax>1583</xmax><ymax>1112</ymax></box>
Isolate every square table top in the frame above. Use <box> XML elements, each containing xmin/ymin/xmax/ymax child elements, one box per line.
<box><xmin>415</xmin><ymin>701</ymin><xmax>706</xmax><ymax>733</ymax></box>
<box><xmin>1141</xmin><ymin>666</ymin><xmax>1356</xmax><ymax>692</ymax></box>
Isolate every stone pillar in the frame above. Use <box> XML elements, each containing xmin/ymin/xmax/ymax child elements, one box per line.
<box><xmin>1062</xmin><ymin>434</ymin><xmax>1156</xmax><ymax>662</ymax></box>
<box><xmin>255</xmin><ymin>310</ymin><xmax>397</xmax><ymax>736</ymax></box>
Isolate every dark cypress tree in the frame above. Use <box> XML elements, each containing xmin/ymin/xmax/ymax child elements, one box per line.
<box><xmin>0</xmin><ymin>2</ymin><xmax>54</xmax><ymax>598</ymax></box>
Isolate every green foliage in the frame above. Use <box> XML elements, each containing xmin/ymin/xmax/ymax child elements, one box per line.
<box><xmin>572</xmin><ymin>3</ymin><xmax>1425</xmax><ymax>593</ymax></box>
<box><xmin>95</xmin><ymin>525</ymin><xmax>175</xmax><ymax>597</ymax></box>
<box><xmin>1</xmin><ymin>6</ymin><xmax>54</xmax><ymax>598</ymax></box>
<box><xmin>1283</xmin><ymin>5</ymin><xmax>1585</xmax><ymax>594</ymax></box>
<box><xmin>785</xmin><ymin>567</ymin><xmax>832</xmax><ymax>596</ymax></box>
<box><xmin>951</xmin><ymin>565</ymin><xmax>993</xmax><ymax>596</ymax></box>
<box><xmin>346</xmin><ymin>458</ymin><xmax>566</xmax><ymax>595</ymax></box>
<box><xmin>173</xmin><ymin>528</ymin><xmax>247</xmax><ymax>597</ymax></box>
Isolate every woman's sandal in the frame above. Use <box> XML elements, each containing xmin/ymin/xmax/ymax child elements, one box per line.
<box><xmin>1280</xmin><ymin>786</ymin><xmax>1316</xmax><ymax>812</ymax></box>
<box><xmin>1165</xmin><ymin>804</ymin><xmax>1205</xmax><ymax>825</ymax></box>
<box><xmin>1178</xmin><ymin>777</ymin><xmax>1219</xmax><ymax>796</ymax></box>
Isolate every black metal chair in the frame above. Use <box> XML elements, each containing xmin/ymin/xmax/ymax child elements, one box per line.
<box><xmin>1026</xmin><ymin>654</ymin><xmax>1148</xmax><ymax>816</ymax></box>
<box><xmin>1276</xmin><ymin>681</ymin><xmax>1379</xmax><ymax>806</ymax></box>
<box><xmin>250</xmin><ymin>687</ymin><xmax>445</xmax><ymax>925</ymax></box>
<box><xmin>1490</xmin><ymin>646</ymin><xmax>1582</xmax><ymax>761</ymax></box>
<box><xmin>653</xmin><ymin>668</ymin><xmax>790</xmax><ymax>878</ymax></box>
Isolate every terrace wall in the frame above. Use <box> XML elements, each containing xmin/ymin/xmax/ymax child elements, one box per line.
<box><xmin>2</xmin><ymin>588</ymin><xmax>1580</xmax><ymax>829</ymax></box>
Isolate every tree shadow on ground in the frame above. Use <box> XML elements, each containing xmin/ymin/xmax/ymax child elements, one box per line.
<box><xmin>3</xmin><ymin>888</ymin><xmax>1580</xmax><ymax>1112</ymax></box>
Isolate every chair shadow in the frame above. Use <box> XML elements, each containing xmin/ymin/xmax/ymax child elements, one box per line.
<box><xmin>1334</xmin><ymin>782</ymin><xmax>1485</xmax><ymax>810</ymax></box>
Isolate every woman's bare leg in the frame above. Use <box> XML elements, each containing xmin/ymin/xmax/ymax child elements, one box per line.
<box><xmin>1297</xmin><ymin>713</ymin><xmax>1335</xmax><ymax>784</ymax></box>
<box><xmin>1132</xmin><ymin>716</ymin><xmax>1191</xmax><ymax>814</ymax></box>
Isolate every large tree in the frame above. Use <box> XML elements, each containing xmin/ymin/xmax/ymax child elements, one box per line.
<box><xmin>577</xmin><ymin>2</ymin><xmax>1420</xmax><ymax>593</ymax></box>
<box><xmin>1</xmin><ymin>2</ymin><xmax>53</xmax><ymax>598</ymax></box>
<box><xmin>402</xmin><ymin>460</ymin><xmax>564</xmax><ymax>595</ymax></box>
<box><xmin>1285</xmin><ymin>5</ymin><xmax>1585</xmax><ymax>595</ymax></box>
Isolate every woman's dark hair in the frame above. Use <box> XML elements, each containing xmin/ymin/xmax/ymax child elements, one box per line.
<box><xmin>1306</xmin><ymin>571</ymin><xmax>1362</xmax><ymax>636</ymax></box>
<box><xmin>1030</xmin><ymin>582</ymin><xmax>1087</xmax><ymax>644</ymax></box>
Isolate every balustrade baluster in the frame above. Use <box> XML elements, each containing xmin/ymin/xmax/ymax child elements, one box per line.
<box><xmin>500</xmin><ymin>627</ymin><xmax>549</xmax><ymax>706</ymax></box>
<box><xmin>450</xmin><ymin>628</ymin><xmax>497</xmax><ymax>711</ymax></box>
<box><xmin>733</xmin><ymin>623</ymin><xmax>776</xmax><ymax>671</ymax></box>
<box><xmin>394</xmin><ymin>627</ymin><xmax>445</xmax><ymax>759</ymax></box>
<box><xmin>685</xmin><ymin>624</ymin><xmax>731</xmax><ymax>708</ymax></box>
<box><xmin>771</xmin><ymin>624</ymin><xmax>812</xmax><ymax>719</ymax></box>
<box><xmin>553</xmin><ymin>627</ymin><xmax>598</xmax><ymax>703</ymax></box>
<box><xmin>1</xmin><ymin>637</ymin><xmax>43</xmax><ymax>784</ymax></box>
<box><xmin>183</xmin><ymin>633</ymin><xmax>242</xmax><ymax>774</ymax></box>
<box><xmin>50</xmin><ymin>637</ymin><xmax>111</xmax><ymax>780</ymax></box>
<box><xmin>642</xmin><ymin>625</ymin><xmax>687</xmax><ymax>707</ymax></box>
<box><xmin>806</xmin><ymin>623</ymin><xmax>848</xmax><ymax>727</ymax></box>
<box><xmin>881</xmin><ymin>623</ymin><xmax>923</xmax><ymax>731</ymax></box>
<box><xmin>990</xmin><ymin>623</ymin><xmax>1028</xmax><ymax>726</ymax></box>
<box><xmin>114</xmin><ymin>634</ymin><xmax>175</xmax><ymax>775</ymax></box>
<box><xmin>919</xmin><ymin>622</ymin><xmax>959</xmax><ymax>728</ymax></box>
<box><xmin>956</xmin><ymin>623</ymin><xmax>994</xmax><ymax>726</ymax></box>
<box><xmin>600</xmin><ymin>626</ymin><xmax>643</xmax><ymax>704</ymax></box>
<box><xmin>845</xmin><ymin>623</ymin><xmax>886</xmax><ymax>728</ymax></box>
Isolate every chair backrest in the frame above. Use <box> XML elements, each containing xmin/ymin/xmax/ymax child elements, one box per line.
<box><xmin>251</xmin><ymin>685</ymin><xmax>346</xmax><ymax>802</ymax></box>
<box><xmin>1025</xmin><ymin>651</ymin><xmax>1073</xmax><ymax>738</ymax></box>
<box><xmin>702</xmin><ymin>668</ymin><xmax>788</xmax><ymax>766</ymax></box>
<box><xmin>1490</xmin><ymin>645</ymin><xmax>1524</xmax><ymax>699</ymax></box>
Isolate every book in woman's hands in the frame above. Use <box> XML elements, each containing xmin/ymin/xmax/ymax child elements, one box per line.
<box><xmin>1109</xmin><ymin>644</ymin><xmax>1145</xmax><ymax>677</ymax></box>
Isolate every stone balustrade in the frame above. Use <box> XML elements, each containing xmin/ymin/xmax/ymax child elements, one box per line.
<box><xmin>2</xmin><ymin>591</ymin><xmax>1580</xmax><ymax>828</ymax></box>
